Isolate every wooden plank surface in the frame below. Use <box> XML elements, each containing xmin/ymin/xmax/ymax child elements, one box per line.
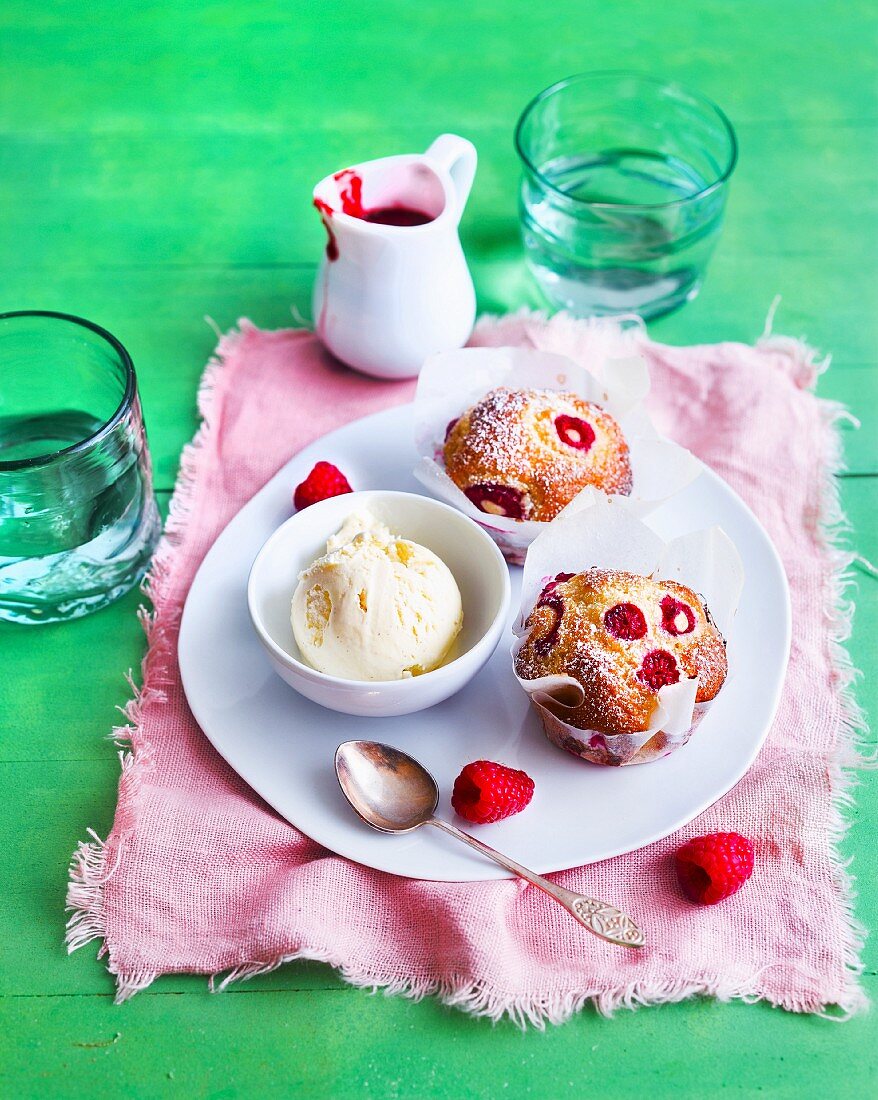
<box><xmin>1</xmin><ymin>1</ymin><xmax>876</xmax><ymax>1096</ymax></box>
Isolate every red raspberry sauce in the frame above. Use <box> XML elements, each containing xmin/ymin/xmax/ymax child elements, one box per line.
<box><xmin>362</xmin><ymin>206</ymin><xmax>433</xmax><ymax>226</ymax></box>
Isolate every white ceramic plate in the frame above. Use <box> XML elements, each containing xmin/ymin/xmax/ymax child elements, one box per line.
<box><xmin>178</xmin><ymin>404</ymin><xmax>791</xmax><ymax>882</ymax></box>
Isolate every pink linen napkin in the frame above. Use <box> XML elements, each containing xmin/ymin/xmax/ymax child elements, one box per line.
<box><xmin>67</xmin><ymin>313</ymin><xmax>868</xmax><ymax>1023</ymax></box>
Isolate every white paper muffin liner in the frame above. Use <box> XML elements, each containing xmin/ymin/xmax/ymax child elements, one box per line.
<box><xmin>511</xmin><ymin>498</ymin><xmax>745</xmax><ymax>766</ymax></box>
<box><xmin>412</xmin><ymin>346</ymin><xmax>701</xmax><ymax>564</ymax></box>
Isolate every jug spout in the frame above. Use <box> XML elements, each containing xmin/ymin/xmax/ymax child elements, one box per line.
<box><xmin>312</xmin><ymin>133</ymin><xmax>477</xmax><ymax>250</ymax></box>
<box><xmin>312</xmin><ymin>159</ymin><xmax>445</xmax><ymax>264</ymax></box>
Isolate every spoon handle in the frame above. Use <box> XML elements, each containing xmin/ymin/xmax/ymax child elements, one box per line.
<box><xmin>428</xmin><ymin>817</ymin><xmax>644</xmax><ymax>949</ymax></box>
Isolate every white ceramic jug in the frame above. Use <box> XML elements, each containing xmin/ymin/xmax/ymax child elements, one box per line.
<box><xmin>312</xmin><ymin>134</ymin><xmax>477</xmax><ymax>379</ymax></box>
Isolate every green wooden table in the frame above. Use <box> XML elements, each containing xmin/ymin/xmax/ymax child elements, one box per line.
<box><xmin>2</xmin><ymin>2</ymin><xmax>876</xmax><ymax>1095</ymax></box>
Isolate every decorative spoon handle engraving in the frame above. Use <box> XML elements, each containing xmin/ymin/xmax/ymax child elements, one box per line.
<box><xmin>430</xmin><ymin>818</ymin><xmax>645</xmax><ymax>949</ymax></box>
<box><xmin>567</xmin><ymin>896</ymin><xmax>646</xmax><ymax>947</ymax></box>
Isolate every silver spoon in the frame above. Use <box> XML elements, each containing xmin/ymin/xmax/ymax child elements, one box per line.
<box><xmin>335</xmin><ymin>740</ymin><xmax>645</xmax><ymax>949</ymax></box>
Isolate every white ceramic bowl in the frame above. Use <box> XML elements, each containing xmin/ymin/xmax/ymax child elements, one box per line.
<box><xmin>247</xmin><ymin>490</ymin><xmax>511</xmax><ymax>717</ymax></box>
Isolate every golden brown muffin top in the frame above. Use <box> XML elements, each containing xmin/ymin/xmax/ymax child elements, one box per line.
<box><xmin>515</xmin><ymin>568</ymin><xmax>727</xmax><ymax>734</ymax></box>
<box><xmin>443</xmin><ymin>387</ymin><xmax>632</xmax><ymax>522</ymax></box>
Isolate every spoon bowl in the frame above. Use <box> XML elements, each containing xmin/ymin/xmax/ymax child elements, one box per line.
<box><xmin>335</xmin><ymin>740</ymin><xmax>439</xmax><ymax>833</ymax></box>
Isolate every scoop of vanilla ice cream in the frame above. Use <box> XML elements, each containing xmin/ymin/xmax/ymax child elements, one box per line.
<box><xmin>291</xmin><ymin>510</ymin><xmax>463</xmax><ymax>681</ymax></box>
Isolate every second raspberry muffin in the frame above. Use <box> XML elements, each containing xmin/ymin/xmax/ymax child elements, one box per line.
<box><xmin>514</xmin><ymin>568</ymin><xmax>728</xmax><ymax>764</ymax></box>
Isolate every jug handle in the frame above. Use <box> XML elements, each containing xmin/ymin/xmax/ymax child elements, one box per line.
<box><xmin>424</xmin><ymin>134</ymin><xmax>477</xmax><ymax>223</ymax></box>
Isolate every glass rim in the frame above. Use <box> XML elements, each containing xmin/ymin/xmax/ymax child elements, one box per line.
<box><xmin>514</xmin><ymin>70</ymin><xmax>739</xmax><ymax>212</ymax></box>
<box><xmin>0</xmin><ymin>310</ymin><xmax>137</xmax><ymax>472</ymax></box>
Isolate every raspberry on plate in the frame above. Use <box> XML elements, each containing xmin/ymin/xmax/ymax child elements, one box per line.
<box><xmin>293</xmin><ymin>462</ymin><xmax>353</xmax><ymax>511</ymax></box>
<box><xmin>675</xmin><ymin>831</ymin><xmax>754</xmax><ymax>905</ymax></box>
<box><xmin>451</xmin><ymin>760</ymin><xmax>535</xmax><ymax>824</ymax></box>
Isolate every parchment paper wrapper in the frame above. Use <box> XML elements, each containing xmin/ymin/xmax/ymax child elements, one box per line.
<box><xmin>511</xmin><ymin>498</ymin><xmax>745</xmax><ymax>766</ymax></box>
<box><xmin>412</xmin><ymin>346</ymin><xmax>701</xmax><ymax>564</ymax></box>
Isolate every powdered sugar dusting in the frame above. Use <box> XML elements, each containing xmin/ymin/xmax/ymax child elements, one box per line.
<box><xmin>443</xmin><ymin>387</ymin><xmax>632</xmax><ymax>521</ymax></box>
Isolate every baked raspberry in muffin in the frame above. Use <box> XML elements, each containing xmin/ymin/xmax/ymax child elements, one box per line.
<box><xmin>443</xmin><ymin>388</ymin><xmax>632</xmax><ymax>522</ymax></box>
<box><xmin>515</xmin><ymin>569</ymin><xmax>727</xmax><ymax>738</ymax></box>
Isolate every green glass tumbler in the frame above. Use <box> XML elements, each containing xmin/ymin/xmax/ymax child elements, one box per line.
<box><xmin>515</xmin><ymin>72</ymin><xmax>738</xmax><ymax>320</ymax></box>
<box><xmin>0</xmin><ymin>311</ymin><xmax>161</xmax><ymax>624</ymax></box>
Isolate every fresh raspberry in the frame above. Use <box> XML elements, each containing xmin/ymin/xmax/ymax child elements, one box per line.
<box><xmin>675</xmin><ymin>832</ymin><xmax>754</xmax><ymax>904</ymax></box>
<box><xmin>293</xmin><ymin>462</ymin><xmax>353</xmax><ymax>511</ymax></box>
<box><xmin>661</xmin><ymin>595</ymin><xmax>695</xmax><ymax>636</ymax></box>
<box><xmin>555</xmin><ymin>414</ymin><xmax>596</xmax><ymax>451</ymax></box>
<box><xmin>444</xmin><ymin>416</ymin><xmax>460</xmax><ymax>441</ymax></box>
<box><xmin>604</xmin><ymin>601</ymin><xmax>648</xmax><ymax>641</ymax></box>
<box><xmin>464</xmin><ymin>483</ymin><xmax>527</xmax><ymax>520</ymax></box>
<box><xmin>637</xmin><ymin>649</ymin><xmax>680</xmax><ymax>690</ymax></box>
<box><xmin>451</xmin><ymin>760</ymin><xmax>535</xmax><ymax>824</ymax></box>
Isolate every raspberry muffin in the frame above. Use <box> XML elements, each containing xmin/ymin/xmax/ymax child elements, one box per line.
<box><xmin>443</xmin><ymin>388</ymin><xmax>632</xmax><ymax>522</ymax></box>
<box><xmin>515</xmin><ymin>569</ymin><xmax>727</xmax><ymax>765</ymax></box>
